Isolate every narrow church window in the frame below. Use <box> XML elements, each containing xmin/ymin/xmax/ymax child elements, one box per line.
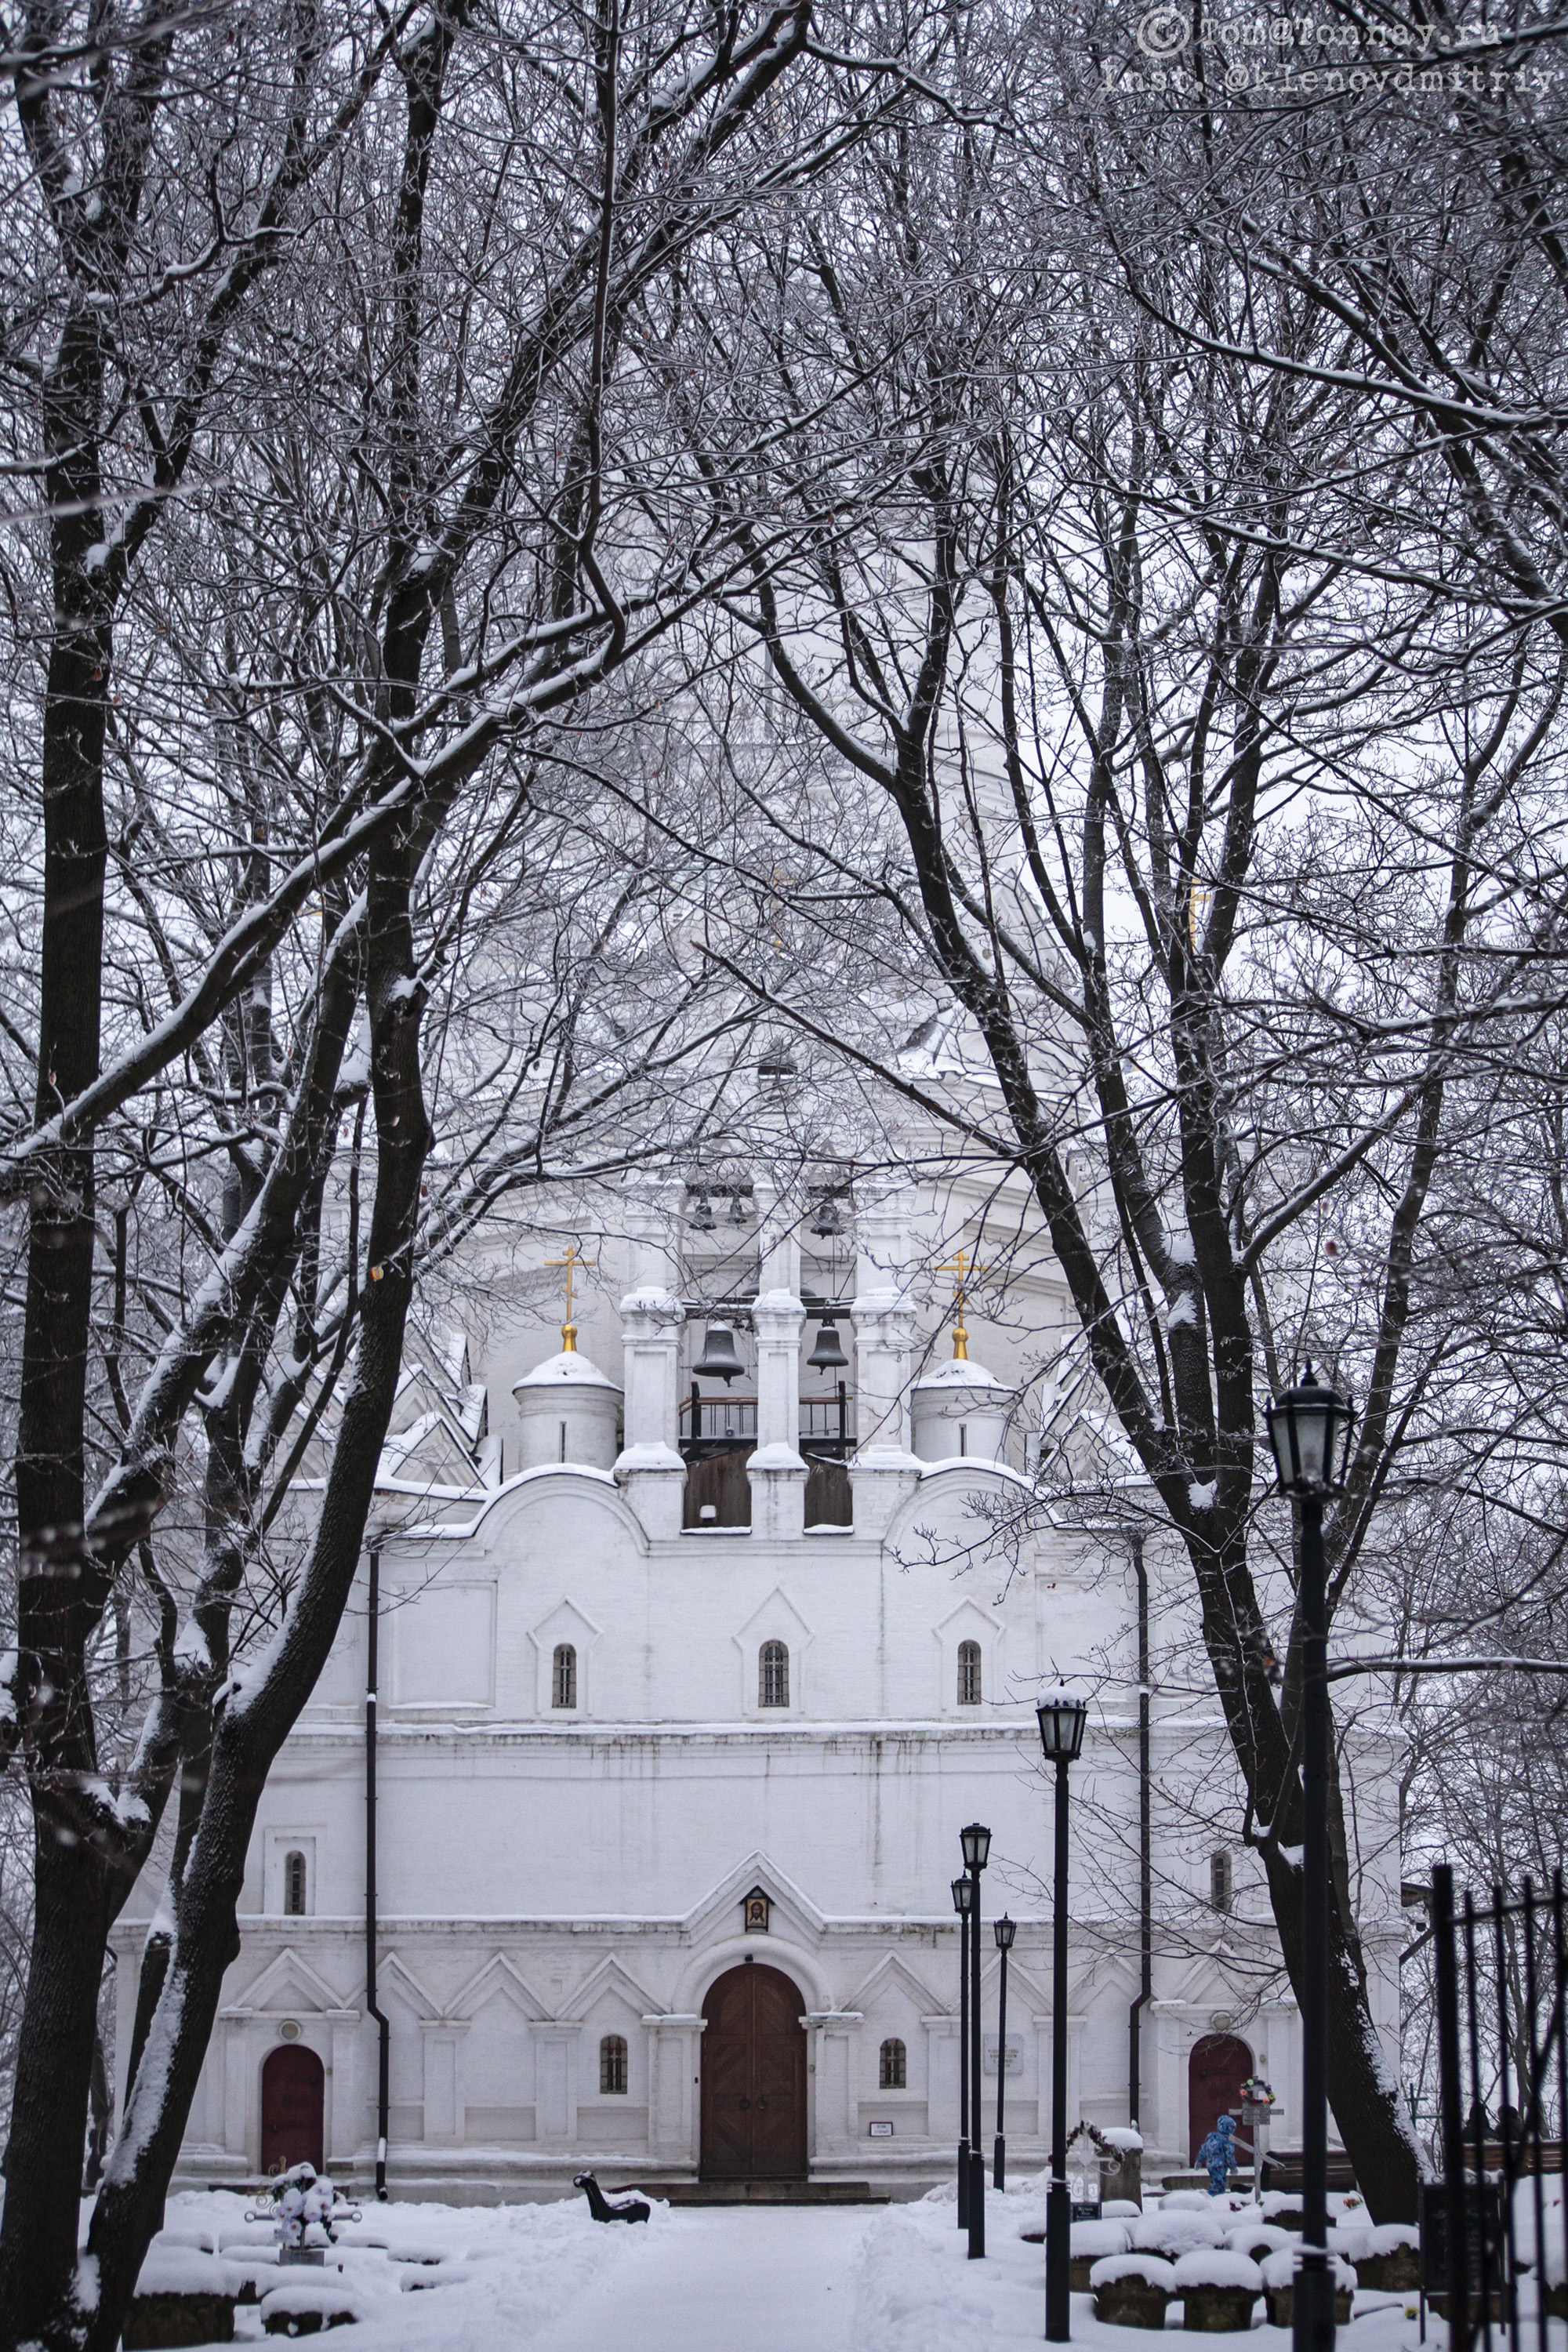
<box><xmin>600</xmin><ymin>2034</ymin><xmax>629</xmax><ymax>2094</ymax></box>
<box><xmin>957</xmin><ymin>1640</ymin><xmax>982</xmax><ymax>1705</ymax></box>
<box><xmin>880</xmin><ymin>2038</ymin><xmax>907</xmax><ymax>2089</ymax></box>
<box><xmin>959</xmin><ymin>1425</ymin><xmax>968</xmax><ymax>1456</ymax></box>
<box><xmin>759</xmin><ymin>1640</ymin><xmax>789</xmax><ymax>1708</ymax></box>
<box><xmin>553</xmin><ymin>1644</ymin><xmax>577</xmax><ymax>1709</ymax></box>
<box><xmin>284</xmin><ymin>1850</ymin><xmax>307</xmax><ymax>1917</ymax></box>
<box><xmin>1210</xmin><ymin>1850</ymin><xmax>1232</xmax><ymax>1912</ymax></box>
<box><xmin>558</xmin><ymin>1421</ymin><xmax>567</xmax><ymax>1462</ymax></box>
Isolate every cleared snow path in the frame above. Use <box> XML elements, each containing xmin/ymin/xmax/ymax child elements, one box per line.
<box><xmin>527</xmin><ymin>2206</ymin><xmax>872</xmax><ymax>2352</ymax></box>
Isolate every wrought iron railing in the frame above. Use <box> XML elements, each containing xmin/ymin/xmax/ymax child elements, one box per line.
<box><xmin>677</xmin><ymin>1396</ymin><xmax>857</xmax><ymax>1446</ymax></box>
<box><xmin>1421</xmin><ymin>1863</ymin><xmax>1567</xmax><ymax>2350</ymax></box>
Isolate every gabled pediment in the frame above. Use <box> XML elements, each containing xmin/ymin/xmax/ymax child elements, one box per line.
<box><xmin>563</xmin><ymin>1953</ymin><xmax>662</xmax><ymax>2022</ymax></box>
<box><xmin>448</xmin><ymin>1951</ymin><xmax>550</xmax><ymax>2023</ymax></box>
<box><xmin>681</xmin><ymin>1852</ymin><xmax>826</xmax><ymax>1943</ymax></box>
<box><xmin>227</xmin><ymin>1946</ymin><xmax>349</xmax><ymax>2019</ymax></box>
<box><xmin>372</xmin><ymin>1951</ymin><xmax>442</xmax><ymax>2022</ymax></box>
<box><xmin>844</xmin><ymin>1949</ymin><xmax>946</xmax><ymax>2017</ymax></box>
<box><xmin>731</xmin><ymin>1588</ymin><xmax>814</xmax><ymax>1651</ymax></box>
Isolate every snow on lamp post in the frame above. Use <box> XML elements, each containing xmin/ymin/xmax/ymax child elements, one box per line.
<box><xmin>960</xmin><ymin>1823</ymin><xmax>991</xmax><ymax>2260</ymax></box>
<box><xmin>1037</xmin><ymin>1686</ymin><xmax>1089</xmax><ymax>2343</ymax></box>
<box><xmin>1264</xmin><ymin>1367</ymin><xmax>1354</xmax><ymax>2352</ymax></box>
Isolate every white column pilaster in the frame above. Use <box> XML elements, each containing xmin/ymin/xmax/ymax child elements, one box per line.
<box><xmin>850</xmin><ymin>1193</ymin><xmax>920</xmax><ymax>1536</ymax></box>
<box><xmin>643</xmin><ymin>2013</ymin><xmax>703</xmax><ymax>2167</ymax></box>
<box><xmin>615</xmin><ymin>1183</ymin><xmax>687</xmax><ymax>1537</ymax></box>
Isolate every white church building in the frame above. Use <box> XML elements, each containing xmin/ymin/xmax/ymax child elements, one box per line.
<box><xmin>114</xmin><ymin>1174</ymin><xmax>1403</xmax><ymax>2201</ymax></box>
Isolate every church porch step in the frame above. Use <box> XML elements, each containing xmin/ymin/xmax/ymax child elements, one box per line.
<box><xmin>618</xmin><ymin>2180</ymin><xmax>889</xmax><ymax>2206</ymax></box>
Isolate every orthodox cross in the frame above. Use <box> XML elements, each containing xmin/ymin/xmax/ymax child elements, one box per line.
<box><xmin>546</xmin><ymin>1242</ymin><xmax>594</xmax><ymax>1352</ymax></box>
<box><xmin>937</xmin><ymin>1247</ymin><xmax>986</xmax><ymax>1362</ymax></box>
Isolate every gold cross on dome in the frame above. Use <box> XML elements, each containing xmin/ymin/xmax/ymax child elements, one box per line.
<box><xmin>937</xmin><ymin>1248</ymin><xmax>987</xmax><ymax>1362</ymax></box>
<box><xmin>545</xmin><ymin>1241</ymin><xmax>595</xmax><ymax>1352</ymax></box>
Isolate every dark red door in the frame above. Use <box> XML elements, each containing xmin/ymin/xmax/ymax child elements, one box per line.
<box><xmin>701</xmin><ymin>1964</ymin><xmax>808</xmax><ymax>2179</ymax></box>
<box><xmin>1189</xmin><ymin>2032</ymin><xmax>1252</xmax><ymax>2162</ymax></box>
<box><xmin>262</xmin><ymin>2043</ymin><xmax>325</xmax><ymax>2174</ymax></box>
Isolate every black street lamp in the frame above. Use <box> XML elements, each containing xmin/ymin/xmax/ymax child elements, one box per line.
<box><xmin>961</xmin><ymin>1823</ymin><xmax>991</xmax><ymax>2259</ymax></box>
<box><xmin>1038</xmin><ymin>1686</ymin><xmax>1089</xmax><ymax>2343</ymax></box>
<box><xmin>993</xmin><ymin>1915</ymin><xmax>1016</xmax><ymax>2190</ymax></box>
<box><xmin>1265</xmin><ymin>1365</ymin><xmax>1355</xmax><ymax>2352</ymax></box>
<box><xmin>952</xmin><ymin>1874</ymin><xmax>973</xmax><ymax>2230</ymax></box>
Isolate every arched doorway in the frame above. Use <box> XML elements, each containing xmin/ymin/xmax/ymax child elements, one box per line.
<box><xmin>1189</xmin><ymin>2031</ymin><xmax>1252</xmax><ymax>2164</ymax></box>
<box><xmin>261</xmin><ymin>2042</ymin><xmax>325</xmax><ymax>2174</ymax></box>
<box><xmin>700</xmin><ymin>1963</ymin><xmax>808</xmax><ymax>2180</ymax></box>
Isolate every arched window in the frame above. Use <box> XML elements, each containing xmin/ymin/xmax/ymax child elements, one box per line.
<box><xmin>600</xmin><ymin>2034</ymin><xmax>629</xmax><ymax>2095</ymax></box>
<box><xmin>759</xmin><ymin>1640</ymin><xmax>789</xmax><ymax>1708</ymax></box>
<box><xmin>879</xmin><ymin>2038</ymin><xmax>907</xmax><ymax>2089</ymax></box>
<box><xmin>284</xmin><ymin>1850</ymin><xmax>307</xmax><ymax>1917</ymax></box>
<box><xmin>1210</xmin><ymin>1851</ymin><xmax>1233</xmax><ymax>1913</ymax></box>
<box><xmin>553</xmin><ymin>1644</ymin><xmax>577</xmax><ymax>1709</ymax></box>
<box><xmin>956</xmin><ymin>1640</ymin><xmax>982</xmax><ymax>1706</ymax></box>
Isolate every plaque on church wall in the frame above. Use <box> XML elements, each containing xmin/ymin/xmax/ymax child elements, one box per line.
<box><xmin>982</xmin><ymin>2036</ymin><xmax>1023</xmax><ymax>2075</ymax></box>
<box><xmin>869</xmin><ymin>2121</ymin><xmax>894</xmax><ymax>2137</ymax></box>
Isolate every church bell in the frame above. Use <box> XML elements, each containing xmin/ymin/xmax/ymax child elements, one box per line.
<box><xmin>806</xmin><ymin>1313</ymin><xmax>850</xmax><ymax>1371</ymax></box>
<box><xmin>692</xmin><ymin>1320</ymin><xmax>746</xmax><ymax>1385</ymax></box>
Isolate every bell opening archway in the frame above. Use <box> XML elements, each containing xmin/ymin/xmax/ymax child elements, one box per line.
<box><xmin>261</xmin><ymin>2041</ymin><xmax>325</xmax><ymax>2175</ymax></box>
<box><xmin>1188</xmin><ymin>2031</ymin><xmax>1253</xmax><ymax>2165</ymax></box>
<box><xmin>699</xmin><ymin>1962</ymin><xmax>808</xmax><ymax>2180</ymax></box>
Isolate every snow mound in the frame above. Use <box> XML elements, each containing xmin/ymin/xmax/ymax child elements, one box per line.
<box><xmin>1072</xmin><ymin>2220</ymin><xmax>1131</xmax><ymax>2258</ymax></box>
<box><xmin>1172</xmin><ymin>2249</ymin><xmax>1264</xmax><ymax>2291</ymax></box>
<box><xmin>150</xmin><ymin>2223</ymin><xmax>222</xmax><ymax>2256</ymax></box>
<box><xmin>1102</xmin><ymin>2198</ymin><xmax>1142</xmax><ymax>2218</ymax></box>
<box><xmin>1227</xmin><ymin>2222</ymin><xmax>1294</xmax><ymax>2256</ymax></box>
<box><xmin>1132</xmin><ymin>2209</ymin><xmax>1228</xmax><ymax>2257</ymax></box>
<box><xmin>135</xmin><ymin>2248</ymin><xmax>238</xmax><ymax>2297</ymax></box>
<box><xmin>1364</xmin><ymin>2224</ymin><xmax>1420</xmax><ymax>2256</ymax></box>
<box><xmin>1090</xmin><ymin>2253</ymin><xmax>1177</xmax><ymax>2288</ymax></box>
<box><xmin>399</xmin><ymin>2262</ymin><xmax>478</xmax><ymax>2292</ymax></box>
<box><xmin>1261</xmin><ymin>2192</ymin><xmax>1304</xmax><ymax>2220</ymax></box>
<box><xmin>260</xmin><ymin>2279</ymin><xmax>361</xmax><ymax>2332</ymax></box>
<box><xmin>1261</xmin><ymin>2249</ymin><xmax>1356</xmax><ymax>2290</ymax></box>
<box><xmin>221</xmin><ymin>2223</ymin><xmax>282</xmax><ymax>2252</ymax></box>
<box><xmin>1163</xmin><ymin>2191</ymin><xmax>1218</xmax><ymax>2212</ymax></box>
<box><xmin>1102</xmin><ymin>2127</ymin><xmax>1144</xmax><ymax>2151</ymax></box>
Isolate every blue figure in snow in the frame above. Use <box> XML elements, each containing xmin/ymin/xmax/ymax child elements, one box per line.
<box><xmin>1197</xmin><ymin>2111</ymin><xmax>1236</xmax><ymax>2196</ymax></box>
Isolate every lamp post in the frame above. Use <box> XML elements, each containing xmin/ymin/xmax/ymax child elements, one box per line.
<box><xmin>961</xmin><ymin>1823</ymin><xmax>992</xmax><ymax>2259</ymax></box>
<box><xmin>1264</xmin><ymin>1366</ymin><xmax>1355</xmax><ymax>2352</ymax></box>
<box><xmin>994</xmin><ymin>1915</ymin><xmax>1016</xmax><ymax>2190</ymax></box>
<box><xmin>952</xmin><ymin>1874</ymin><xmax>973</xmax><ymax>2228</ymax></box>
<box><xmin>1038</xmin><ymin>1686</ymin><xmax>1089</xmax><ymax>2343</ymax></box>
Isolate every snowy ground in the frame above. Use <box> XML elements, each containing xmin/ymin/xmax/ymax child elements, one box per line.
<box><xmin>132</xmin><ymin>2177</ymin><xmax>1566</xmax><ymax>2351</ymax></box>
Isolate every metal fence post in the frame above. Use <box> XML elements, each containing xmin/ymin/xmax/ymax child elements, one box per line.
<box><xmin>1432</xmin><ymin>1864</ymin><xmax>1471</xmax><ymax>2352</ymax></box>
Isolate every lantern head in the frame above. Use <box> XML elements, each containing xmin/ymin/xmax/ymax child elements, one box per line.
<box><xmin>960</xmin><ymin>1821</ymin><xmax>993</xmax><ymax>1871</ymax></box>
<box><xmin>994</xmin><ymin>1914</ymin><xmax>1017</xmax><ymax>1951</ymax></box>
<box><xmin>1264</xmin><ymin>1363</ymin><xmax>1354</xmax><ymax>1498</ymax></box>
<box><xmin>1036</xmin><ymin>1685</ymin><xmax>1089</xmax><ymax>1762</ymax></box>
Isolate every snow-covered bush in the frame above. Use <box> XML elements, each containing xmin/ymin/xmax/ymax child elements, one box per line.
<box><xmin>1261</xmin><ymin>2249</ymin><xmax>1356</xmax><ymax>2292</ymax></box>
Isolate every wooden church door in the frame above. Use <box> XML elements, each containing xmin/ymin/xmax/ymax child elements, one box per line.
<box><xmin>1188</xmin><ymin>2031</ymin><xmax>1252</xmax><ymax>2163</ymax></box>
<box><xmin>700</xmin><ymin>1963</ymin><xmax>808</xmax><ymax>2179</ymax></box>
<box><xmin>261</xmin><ymin>2042</ymin><xmax>325</xmax><ymax>2173</ymax></box>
